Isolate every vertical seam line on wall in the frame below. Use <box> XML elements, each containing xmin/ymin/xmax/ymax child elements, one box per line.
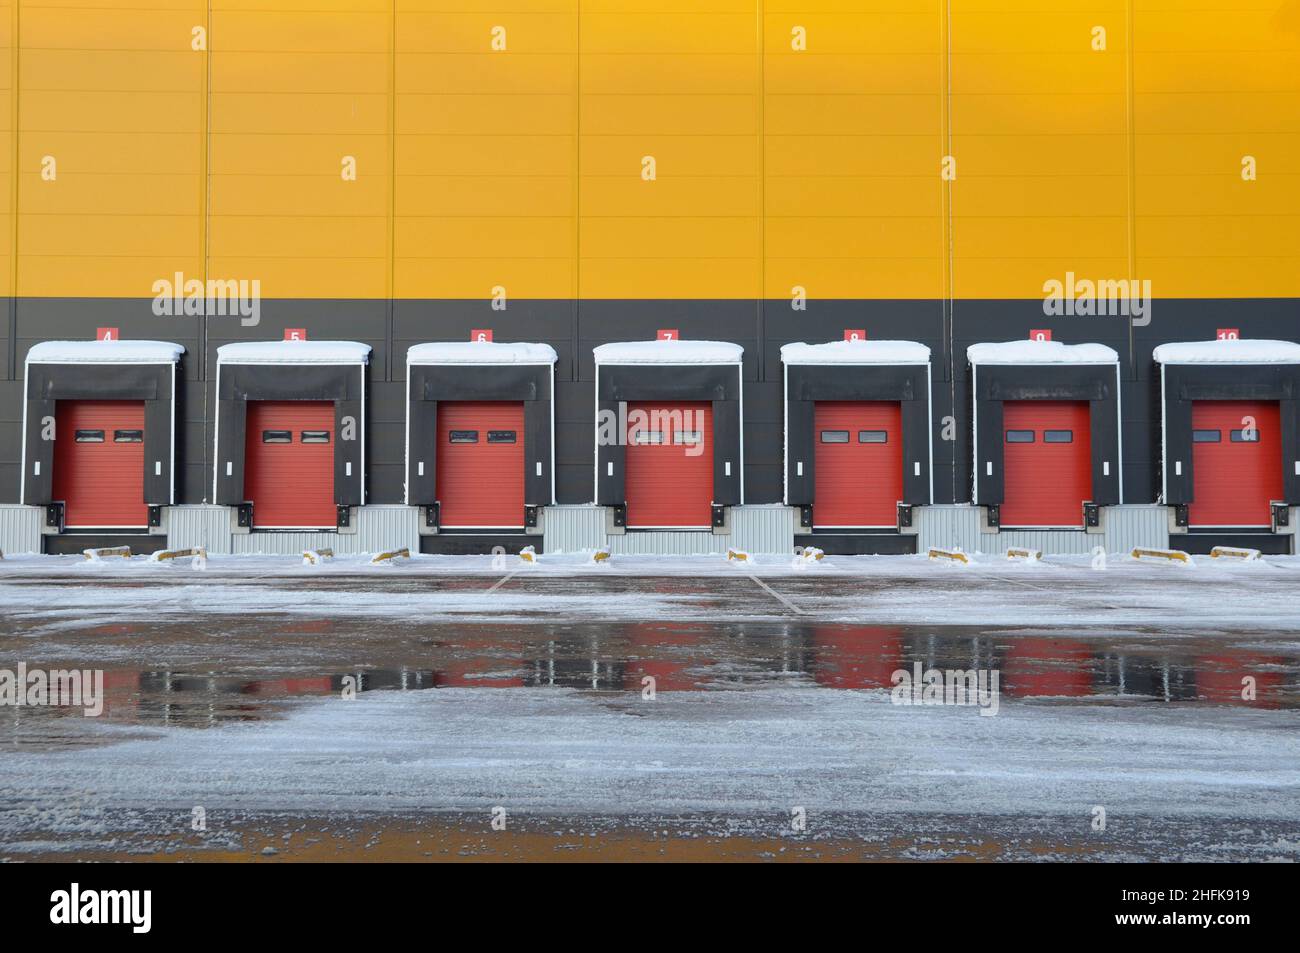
<box><xmin>201</xmin><ymin>0</ymin><xmax>213</xmax><ymax>499</ymax></box>
<box><xmin>942</xmin><ymin>0</ymin><xmax>956</xmax><ymax>503</ymax></box>
<box><xmin>572</xmin><ymin>3</ymin><xmax>581</xmax><ymax>382</ymax></box>
<box><xmin>1125</xmin><ymin>0</ymin><xmax>1137</xmax><ymax>383</ymax></box>
<box><xmin>9</xmin><ymin>0</ymin><xmax>19</xmax><ymax>382</ymax></box>
<box><xmin>386</xmin><ymin>0</ymin><xmax>395</xmax><ymax>385</ymax></box>
<box><xmin>756</xmin><ymin>0</ymin><xmax>764</xmax><ymax>382</ymax></box>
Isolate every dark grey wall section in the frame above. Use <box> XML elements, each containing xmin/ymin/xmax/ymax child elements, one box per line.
<box><xmin>15</xmin><ymin>299</ymin><xmax>202</xmax><ymax>382</ymax></box>
<box><xmin>406</xmin><ymin>362</ymin><xmax>553</xmax><ymax>506</ymax></box>
<box><xmin>595</xmin><ymin>362</ymin><xmax>742</xmax><ymax>506</ymax></box>
<box><xmin>1158</xmin><ymin>362</ymin><xmax>1300</xmax><ymax>505</ymax></box>
<box><xmin>784</xmin><ymin>363</ymin><xmax>932</xmax><ymax>507</ymax></box>
<box><xmin>554</xmin><ymin>380</ymin><xmax>594</xmax><ymax>504</ymax></box>
<box><xmin>971</xmin><ymin>363</ymin><xmax>1122</xmax><ymax>506</ymax></box>
<box><xmin>1</xmin><ymin>297</ymin><xmax>1298</xmax><ymax>509</ymax></box>
<box><xmin>0</xmin><ymin>380</ymin><xmax>22</xmax><ymax>501</ymax></box>
<box><xmin>214</xmin><ymin>362</ymin><xmax>366</xmax><ymax>507</ymax></box>
<box><xmin>22</xmin><ymin>362</ymin><xmax>178</xmax><ymax>507</ymax></box>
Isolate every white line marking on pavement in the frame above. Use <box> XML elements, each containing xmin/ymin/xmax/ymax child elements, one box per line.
<box><xmin>485</xmin><ymin>570</ymin><xmax>522</xmax><ymax>594</ymax></box>
<box><xmin>747</xmin><ymin>574</ymin><xmax>804</xmax><ymax>614</ymax></box>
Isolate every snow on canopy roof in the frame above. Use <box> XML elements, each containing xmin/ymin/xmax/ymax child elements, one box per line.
<box><xmin>780</xmin><ymin>339</ymin><xmax>930</xmax><ymax>365</ymax></box>
<box><xmin>1153</xmin><ymin>339</ymin><xmax>1300</xmax><ymax>365</ymax></box>
<box><xmin>967</xmin><ymin>340</ymin><xmax>1118</xmax><ymax>366</ymax></box>
<box><xmin>217</xmin><ymin>341</ymin><xmax>371</xmax><ymax>365</ymax></box>
<box><xmin>593</xmin><ymin>340</ymin><xmax>743</xmax><ymax>364</ymax></box>
<box><xmin>26</xmin><ymin>340</ymin><xmax>185</xmax><ymax>364</ymax></box>
<box><xmin>406</xmin><ymin>341</ymin><xmax>557</xmax><ymax>365</ymax></box>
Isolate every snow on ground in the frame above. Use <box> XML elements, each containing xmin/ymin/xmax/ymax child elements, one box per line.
<box><xmin>1</xmin><ymin>686</ymin><xmax>1296</xmax><ymax>831</ymax></box>
<box><xmin>0</xmin><ymin>551</ymin><xmax>1295</xmax><ymax>630</ymax></box>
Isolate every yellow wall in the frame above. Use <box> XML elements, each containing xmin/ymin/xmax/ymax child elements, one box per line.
<box><xmin>5</xmin><ymin>0</ymin><xmax>1299</xmax><ymax>300</ymax></box>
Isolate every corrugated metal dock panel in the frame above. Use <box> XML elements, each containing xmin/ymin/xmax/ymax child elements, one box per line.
<box><xmin>730</xmin><ymin>504</ymin><xmax>796</xmax><ymax>554</ymax></box>
<box><xmin>542</xmin><ymin>504</ymin><xmax>606</xmax><ymax>554</ymax></box>
<box><xmin>0</xmin><ymin>505</ymin><xmax>42</xmax><ymax>555</ymax></box>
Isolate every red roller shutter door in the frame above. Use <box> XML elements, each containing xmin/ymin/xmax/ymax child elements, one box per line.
<box><xmin>813</xmin><ymin>401</ymin><xmax>902</xmax><ymax>528</ymax></box>
<box><xmin>1189</xmin><ymin>400</ymin><xmax>1282</xmax><ymax>528</ymax></box>
<box><xmin>436</xmin><ymin>401</ymin><xmax>525</xmax><ymax>528</ymax></box>
<box><xmin>1001</xmin><ymin>400</ymin><xmax>1092</xmax><ymax>528</ymax></box>
<box><xmin>625</xmin><ymin>401</ymin><xmax>713</xmax><ymax>528</ymax></box>
<box><xmin>53</xmin><ymin>400</ymin><xmax>149</xmax><ymax>528</ymax></box>
<box><xmin>244</xmin><ymin>401</ymin><xmax>336</xmax><ymax>529</ymax></box>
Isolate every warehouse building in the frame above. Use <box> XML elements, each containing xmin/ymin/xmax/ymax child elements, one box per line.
<box><xmin>0</xmin><ymin>2</ymin><xmax>1297</xmax><ymax>557</ymax></box>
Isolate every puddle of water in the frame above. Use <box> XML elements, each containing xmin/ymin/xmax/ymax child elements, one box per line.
<box><xmin>1</xmin><ymin>620</ymin><xmax>1296</xmax><ymax>742</ymax></box>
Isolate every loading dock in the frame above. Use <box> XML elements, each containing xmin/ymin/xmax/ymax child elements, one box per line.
<box><xmin>968</xmin><ymin>340</ymin><xmax>1122</xmax><ymax>530</ymax></box>
<box><xmin>1154</xmin><ymin>339</ymin><xmax>1300</xmax><ymax>544</ymax></box>
<box><xmin>594</xmin><ymin>340</ymin><xmax>743</xmax><ymax>532</ymax></box>
<box><xmin>406</xmin><ymin>341</ymin><xmax>556</xmax><ymax>546</ymax></box>
<box><xmin>213</xmin><ymin>341</ymin><xmax>370</xmax><ymax>531</ymax></box>
<box><xmin>781</xmin><ymin>339</ymin><xmax>932</xmax><ymax>550</ymax></box>
<box><xmin>22</xmin><ymin>340</ymin><xmax>185</xmax><ymax>538</ymax></box>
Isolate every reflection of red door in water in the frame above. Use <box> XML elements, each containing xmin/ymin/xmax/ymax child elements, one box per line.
<box><xmin>811</xmin><ymin>627</ymin><xmax>904</xmax><ymax>689</ymax></box>
<box><xmin>1001</xmin><ymin>640</ymin><xmax>1093</xmax><ymax>698</ymax></box>
<box><xmin>622</xmin><ymin>623</ymin><xmax>706</xmax><ymax>692</ymax></box>
<box><xmin>1195</xmin><ymin>653</ymin><xmax>1283</xmax><ymax>708</ymax></box>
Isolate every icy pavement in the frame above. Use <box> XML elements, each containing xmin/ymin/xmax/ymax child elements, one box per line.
<box><xmin>0</xmin><ymin>552</ymin><xmax>1298</xmax><ymax>860</ymax></box>
<box><xmin>1</xmin><ymin>685</ymin><xmax>1298</xmax><ymax>861</ymax></box>
<box><xmin>0</xmin><ymin>549</ymin><xmax>1297</xmax><ymax>629</ymax></box>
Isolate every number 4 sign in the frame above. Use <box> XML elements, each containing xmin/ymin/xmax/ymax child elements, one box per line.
<box><xmin>96</xmin><ymin>327</ymin><xmax>119</xmax><ymax>341</ymax></box>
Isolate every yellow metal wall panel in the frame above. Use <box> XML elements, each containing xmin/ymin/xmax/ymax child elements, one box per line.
<box><xmin>0</xmin><ymin>0</ymin><xmax>1295</xmax><ymax>301</ymax></box>
<box><xmin>1130</xmin><ymin>3</ymin><xmax>1300</xmax><ymax>297</ymax></box>
<box><xmin>208</xmin><ymin>5</ymin><xmax>390</xmax><ymax>298</ymax></box>
<box><xmin>14</xmin><ymin>2</ymin><xmax>203</xmax><ymax>297</ymax></box>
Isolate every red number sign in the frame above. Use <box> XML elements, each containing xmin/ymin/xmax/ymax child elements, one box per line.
<box><xmin>1216</xmin><ymin>328</ymin><xmax>1240</xmax><ymax>341</ymax></box>
<box><xmin>471</xmin><ymin>329</ymin><xmax>493</xmax><ymax>342</ymax></box>
<box><xmin>96</xmin><ymin>327</ymin><xmax>119</xmax><ymax>341</ymax></box>
<box><xmin>1030</xmin><ymin>329</ymin><xmax>1052</xmax><ymax>342</ymax></box>
<box><xmin>844</xmin><ymin>329</ymin><xmax>866</xmax><ymax>341</ymax></box>
<box><xmin>284</xmin><ymin>328</ymin><xmax>306</xmax><ymax>341</ymax></box>
<box><xmin>657</xmin><ymin>329</ymin><xmax>678</xmax><ymax>341</ymax></box>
